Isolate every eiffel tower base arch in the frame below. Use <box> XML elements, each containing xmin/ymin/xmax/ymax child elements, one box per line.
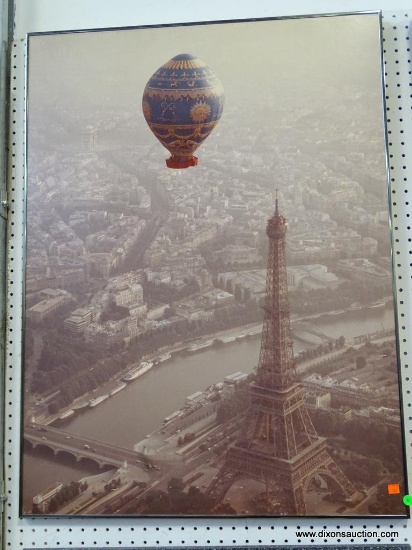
<box><xmin>207</xmin><ymin>439</ymin><xmax>360</xmax><ymax>515</ymax></box>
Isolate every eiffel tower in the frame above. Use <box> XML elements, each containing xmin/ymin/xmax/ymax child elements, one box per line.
<box><xmin>208</xmin><ymin>198</ymin><xmax>359</xmax><ymax>515</ymax></box>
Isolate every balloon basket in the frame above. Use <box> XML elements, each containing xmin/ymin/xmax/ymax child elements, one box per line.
<box><xmin>166</xmin><ymin>156</ymin><xmax>198</xmax><ymax>169</ymax></box>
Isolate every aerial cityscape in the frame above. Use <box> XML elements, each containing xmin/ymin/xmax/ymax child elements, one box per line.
<box><xmin>22</xmin><ymin>15</ymin><xmax>407</xmax><ymax>516</ymax></box>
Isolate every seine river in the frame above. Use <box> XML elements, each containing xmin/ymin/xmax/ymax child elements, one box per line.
<box><xmin>22</xmin><ymin>307</ymin><xmax>395</xmax><ymax>511</ymax></box>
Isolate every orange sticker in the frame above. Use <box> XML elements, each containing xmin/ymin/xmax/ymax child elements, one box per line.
<box><xmin>388</xmin><ymin>483</ymin><xmax>400</xmax><ymax>494</ymax></box>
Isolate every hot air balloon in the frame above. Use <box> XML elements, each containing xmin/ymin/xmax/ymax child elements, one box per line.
<box><xmin>142</xmin><ymin>53</ymin><xmax>224</xmax><ymax>169</ymax></box>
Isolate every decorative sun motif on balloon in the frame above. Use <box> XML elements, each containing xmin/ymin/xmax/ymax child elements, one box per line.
<box><xmin>190</xmin><ymin>102</ymin><xmax>211</xmax><ymax>123</ymax></box>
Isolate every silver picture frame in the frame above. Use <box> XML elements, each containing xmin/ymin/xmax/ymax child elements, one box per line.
<box><xmin>21</xmin><ymin>11</ymin><xmax>408</xmax><ymax>518</ymax></box>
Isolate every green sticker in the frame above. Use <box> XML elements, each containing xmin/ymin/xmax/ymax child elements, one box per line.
<box><xmin>402</xmin><ymin>494</ymin><xmax>412</xmax><ymax>506</ymax></box>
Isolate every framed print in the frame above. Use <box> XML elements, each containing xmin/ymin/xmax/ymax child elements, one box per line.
<box><xmin>22</xmin><ymin>11</ymin><xmax>408</xmax><ymax>517</ymax></box>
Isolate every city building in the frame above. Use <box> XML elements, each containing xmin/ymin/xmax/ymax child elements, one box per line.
<box><xmin>336</xmin><ymin>258</ymin><xmax>392</xmax><ymax>289</ymax></box>
<box><xmin>64</xmin><ymin>307</ymin><xmax>93</xmax><ymax>337</ymax></box>
<box><xmin>287</xmin><ymin>264</ymin><xmax>344</xmax><ymax>291</ymax></box>
<box><xmin>26</xmin><ymin>290</ymin><xmax>72</xmax><ymax>323</ymax></box>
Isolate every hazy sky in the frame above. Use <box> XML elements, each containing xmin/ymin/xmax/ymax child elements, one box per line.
<box><xmin>28</xmin><ymin>13</ymin><xmax>383</xmax><ymax>113</ymax></box>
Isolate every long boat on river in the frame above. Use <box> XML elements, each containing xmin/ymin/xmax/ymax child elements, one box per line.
<box><xmin>109</xmin><ymin>382</ymin><xmax>127</xmax><ymax>397</ymax></box>
<box><xmin>121</xmin><ymin>361</ymin><xmax>154</xmax><ymax>382</ymax></box>
<box><xmin>186</xmin><ymin>339</ymin><xmax>214</xmax><ymax>353</ymax></box>
<box><xmin>88</xmin><ymin>394</ymin><xmax>109</xmax><ymax>408</ymax></box>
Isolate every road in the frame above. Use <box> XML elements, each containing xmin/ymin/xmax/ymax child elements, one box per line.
<box><xmin>72</xmin><ymin>417</ymin><xmax>242</xmax><ymax>514</ymax></box>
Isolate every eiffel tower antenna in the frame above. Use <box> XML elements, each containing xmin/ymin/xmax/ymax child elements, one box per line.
<box><xmin>207</xmin><ymin>202</ymin><xmax>360</xmax><ymax>514</ymax></box>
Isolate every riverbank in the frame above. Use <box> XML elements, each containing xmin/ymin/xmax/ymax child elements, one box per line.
<box><xmin>31</xmin><ymin>321</ymin><xmax>265</xmax><ymax>426</ymax></box>
<box><xmin>30</xmin><ymin>301</ymin><xmax>394</xmax><ymax>427</ymax></box>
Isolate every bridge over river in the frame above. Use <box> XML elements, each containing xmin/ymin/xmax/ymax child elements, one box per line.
<box><xmin>293</xmin><ymin>320</ymin><xmax>335</xmax><ymax>343</ymax></box>
<box><xmin>24</xmin><ymin>423</ymin><xmax>171</xmax><ymax>469</ymax></box>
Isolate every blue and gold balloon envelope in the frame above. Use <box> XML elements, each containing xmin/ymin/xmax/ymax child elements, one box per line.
<box><xmin>142</xmin><ymin>53</ymin><xmax>224</xmax><ymax>168</ymax></box>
